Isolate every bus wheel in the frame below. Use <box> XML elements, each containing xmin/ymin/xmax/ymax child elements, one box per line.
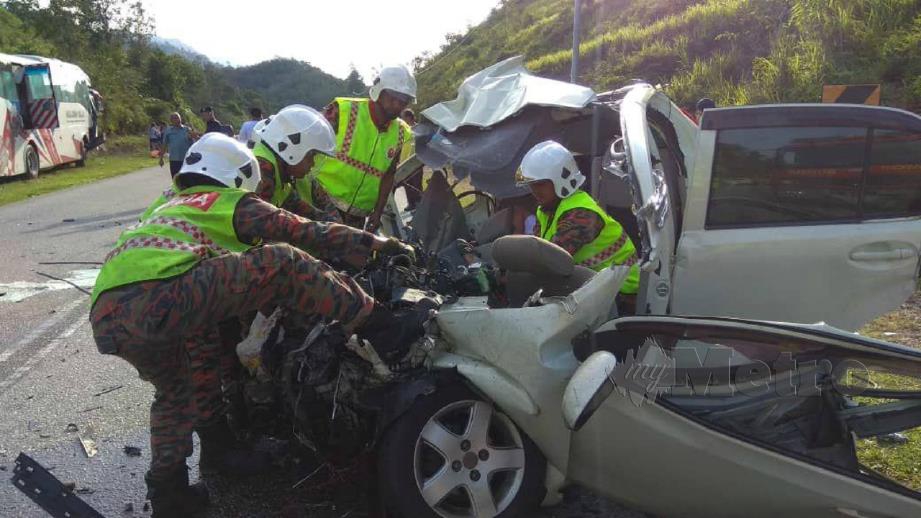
<box><xmin>25</xmin><ymin>146</ymin><xmax>40</xmax><ymax>179</ymax></box>
<box><xmin>76</xmin><ymin>139</ymin><xmax>88</xmax><ymax>168</ymax></box>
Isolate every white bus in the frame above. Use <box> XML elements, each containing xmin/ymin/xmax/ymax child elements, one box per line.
<box><xmin>0</xmin><ymin>53</ymin><xmax>104</xmax><ymax>178</ymax></box>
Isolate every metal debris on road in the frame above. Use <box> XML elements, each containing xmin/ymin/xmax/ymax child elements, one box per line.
<box><xmin>38</xmin><ymin>261</ymin><xmax>103</xmax><ymax>265</ymax></box>
<box><xmin>33</xmin><ymin>271</ymin><xmax>92</xmax><ymax>296</ymax></box>
<box><xmin>65</xmin><ymin>423</ymin><xmax>79</xmax><ymax>433</ymax></box>
<box><xmin>123</xmin><ymin>445</ymin><xmax>142</xmax><ymax>457</ymax></box>
<box><xmin>11</xmin><ymin>453</ymin><xmax>105</xmax><ymax>518</ymax></box>
<box><xmin>78</xmin><ymin>425</ymin><xmax>98</xmax><ymax>458</ymax></box>
<box><xmin>94</xmin><ymin>384</ymin><xmax>123</xmax><ymax>397</ymax></box>
<box><xmin>81</xmin><ymin>405</ymin><xmax>103</xmax><ymax>413</ymax></box>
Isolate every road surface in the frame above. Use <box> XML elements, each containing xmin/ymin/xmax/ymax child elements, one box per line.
<box><xmin>0</xmin><ymin>166</ymin><xmax>642</xmax><ymax>517</ymax></box>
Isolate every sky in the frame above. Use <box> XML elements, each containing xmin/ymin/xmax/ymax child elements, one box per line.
<box><xmin>143</xmin><ymin>0</ymin><xmax>501</xmax><ymax>80</ymax></box>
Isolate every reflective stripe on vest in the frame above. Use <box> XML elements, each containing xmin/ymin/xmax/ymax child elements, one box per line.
<box><xmin>315</xmin><ymin>98</ymin><xmax>411</xmax><ymax>215</ymax></box>
<box><xmin>253</xmin><ymin>142</ymin><xmax>292</xmax><ymax>207</ymax></box>
<box><xmin>91</xmin><ymin>186</ymin><xmax>253</xmax><ymax>305</ymax></box>
<box><xmin>535</xmin><ymin>190</ymin><xmax>640</xmax><ymax>294</ymax></box>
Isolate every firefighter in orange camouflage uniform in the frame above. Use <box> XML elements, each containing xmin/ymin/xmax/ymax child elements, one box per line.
<box><xmin>90</xmin><ymin>121</ymin><xmax>416</xmax><ymax>517</ymax></box>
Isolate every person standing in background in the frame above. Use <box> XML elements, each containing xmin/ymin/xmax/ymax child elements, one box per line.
<box><xmin>148</xmin><ymin>123</ymin><xmax>162</xmax><ymax>153</ymax></box>
<box><xmin>237</xmin><ymin>107</ymin><xmax>263</xmax><ymax>144</ymax></box>
<box><xmin>200</xmin><ymin>106</ymin><xmax>234</xmax><ymax>137</ymax></box>
<box><xmin>695</xmin><ymin>97</ymin><xmax>716</xmax><ymax>123</ymax></box>
<box><xmin>160</xmin><ymin>112</ymin><xmax>196</xmax><ymax>178</ymax></box>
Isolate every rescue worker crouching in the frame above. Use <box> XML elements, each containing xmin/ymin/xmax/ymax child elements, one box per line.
<box><xmin>311</xmin><ymin>65</ymin><xmax>415</xmax><ymax>230</ymax></box>
<box><xmin>249</xmin><ymin>104</ymin><xmax>342</xmax><ymax>222</ymax></box>
<box><xmin>90</xmin><ymin>133</ymin><xmax>417</xmax><ymax>517</ymax></box>
<box><xmin>516</xmin><ymin>140</ymin><xmax>640</xmax><ymax>309</ymax></box>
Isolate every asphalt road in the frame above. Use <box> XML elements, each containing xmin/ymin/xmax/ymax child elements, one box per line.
<box><xmin>0</xmin><ymin>166</ymin><xmax>642</xmax><ymax>518</ymax></box>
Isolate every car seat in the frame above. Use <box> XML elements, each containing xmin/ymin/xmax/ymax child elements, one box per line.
<box><xmin>492</xmin><ymin>235</ymin><xmax>595</xmax><ymax>306</ymax></box>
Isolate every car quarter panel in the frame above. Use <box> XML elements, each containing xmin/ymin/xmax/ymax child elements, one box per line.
<box><xmin>567</xmin><ymin>389</ymin><xmax>921</xmax><ymax>517</ymax></box>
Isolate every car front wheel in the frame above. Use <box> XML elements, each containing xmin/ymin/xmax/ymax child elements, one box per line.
<box><xmin>378</xmin><ymin>386</ymin><xmax>546</xmax><ymax>517</ymax></box>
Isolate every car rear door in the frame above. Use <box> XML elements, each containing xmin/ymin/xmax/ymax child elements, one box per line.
<box><xmin>563</xmin><ymin>316</ymin><xmax>921</xmax><ymax>517</ymax></box>
<box><xmin>672</xmin><ymin>105</ymin><xmax>921</xmax><ymax>331</ymax></box>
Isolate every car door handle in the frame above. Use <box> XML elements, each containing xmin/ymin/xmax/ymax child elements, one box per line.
<box><xmin>850</xmin><ymin>249</ymin><xmax>917</xmax><ymax>261</ymax></box>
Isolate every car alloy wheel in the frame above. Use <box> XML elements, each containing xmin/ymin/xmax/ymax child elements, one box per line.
<box><xmin>414</xmin><ymin>400</ymin><xmax>526</xmax><ymax>517</ymax></box>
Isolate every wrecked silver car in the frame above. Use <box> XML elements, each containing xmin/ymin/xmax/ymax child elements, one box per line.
<box><xmin>360</xmin><ymin>58</ymin><xmax>921</xmax><ymax>517</ymax></box>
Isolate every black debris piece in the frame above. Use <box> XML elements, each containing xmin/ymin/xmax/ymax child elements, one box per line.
<box><xmin>123</xmin><ymin>446</ymin><xmax>142</xmax><ymax>457</ymax></box>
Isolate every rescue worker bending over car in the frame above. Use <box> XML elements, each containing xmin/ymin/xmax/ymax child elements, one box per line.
<box><xmin>310</xmin><ymin>65</ymin><xmax>415</xmax><ymax>230</ymax></box>
<box><xmin>90</xmin><ymin>132</ymin><xmax>416</xmax><ymax>517</ymax></box>
<box><xmin>250</xmin><ymin>105</ymin><xmax>342</xmax><ymax>222</ymax></box>
<box><xmin>516</xmin><ymin>140</ymin><xmax>640</xmax><ymax>302</ymax></box>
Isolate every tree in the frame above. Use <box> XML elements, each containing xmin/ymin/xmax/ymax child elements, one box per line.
<box><xmin>345</xmin><ymin>66</ymin><xmax>366</xmax><ymax>96</ymax></box>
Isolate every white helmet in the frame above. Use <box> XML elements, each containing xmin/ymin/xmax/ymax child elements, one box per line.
<box><xmin>369</xmin><ymin>65</ymin><xmax>417</xmax><ymax>103</ymax></box>
<box><xmin>516</xmin><ymin>140</ymin><xmax>585</xmax><ymax>198</ymax></box>
<box><xmin>177</xmin><ymin>133</ymin><xmax>260</xmax><ymax>191</ymax></box>
<box><xmin>253</xmin><ymin>104</ymin><xmax>336</xmax><ymax>166</ymax></box>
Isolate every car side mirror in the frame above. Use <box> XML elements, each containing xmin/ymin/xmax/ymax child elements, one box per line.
<box><xmin>603</xmin><ymin>137</ymin><xmax>629</xmax><ymax>179</ymax></box>
<box><xmin>562</xmin><ymin>350</ymin><xmax>618</xmax><ymax>431</ymax></box>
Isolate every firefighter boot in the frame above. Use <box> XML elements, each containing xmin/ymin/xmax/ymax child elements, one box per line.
<box><xmin>197</xmin><ymin>419</ymin><xmax>271</xmax><ymax>477</ymax></box>
<box><xmin>145</xmin><ymin>466</ymin><xmax>209</xmax><ymax>518</ymax></box>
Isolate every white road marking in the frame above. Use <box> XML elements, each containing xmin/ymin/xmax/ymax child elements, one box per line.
<box><xmin>0</xmin><ymin>297</ymin><xmax>85</xmax><ymax>363</ymax></box>
<box><xmin>0</xmin><ymin>302</ymin><xmax>88</xmax><ymax>391</ymax></box>
<box><xmin>0</xmin><ymin>268</ymin><xmax>99</xmax><ymax>303</ymax></box>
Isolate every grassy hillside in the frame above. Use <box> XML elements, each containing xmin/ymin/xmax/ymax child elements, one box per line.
<box><xmin>414</xmin><ymin>0</ymin><xmax>921</xmax><ymax>112</ymax></box>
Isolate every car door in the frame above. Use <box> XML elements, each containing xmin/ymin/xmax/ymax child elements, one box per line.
<box><xmin>563</xmin><ymin>316</ymin><xmax>921</xmax><ymax>517</ymax></box>
<box><xmin>611</xmin><ymin>85</ymin><xmax>678</xmax><ymax>316</ymax></box>
<box><xmin>671</xmin><ymin>104</ymin><xmax>921</xmax><ymax>331</ymax></box>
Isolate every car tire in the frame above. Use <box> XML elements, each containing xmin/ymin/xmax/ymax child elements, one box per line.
<box><xmin>377</xmin><ymin>385</ymin><xmax>546</xmax><ymax>518</ymax></box>
<box><xmin>25</xmin><ymin>145</ymin><xmax>39</xmax><ymax>179</ymax></box>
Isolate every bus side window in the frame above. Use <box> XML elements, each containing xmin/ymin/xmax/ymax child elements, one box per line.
<box><xmin>0</xmin><ymin>69</ymin><xmax>17</xmax><ymax>107</ymax></box>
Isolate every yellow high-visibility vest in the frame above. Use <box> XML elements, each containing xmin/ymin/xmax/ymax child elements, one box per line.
<box><xmin>536</xmin><ymin>190</ymin><xmax>640</xmax><ymax>294</ymax></box>
<box><xmin>314</xmin><ymin>97</ymin><xmax>411</xmax><ymax>215</ymax></box>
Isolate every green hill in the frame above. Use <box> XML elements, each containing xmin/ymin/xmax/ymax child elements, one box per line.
<box><xmin>414</xmin><ymin>0</ymin><xmax>921</xmax><ymax>112</ymax></box>
<box><xmin>0</xmin><ymin>1</ymin><xmax>359</xmax><ymax>135</ymax></box>
<box><xmin>221</xmin><ymin>58</ymin><xmax>353</xmax><ymax>112</ymax></box>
